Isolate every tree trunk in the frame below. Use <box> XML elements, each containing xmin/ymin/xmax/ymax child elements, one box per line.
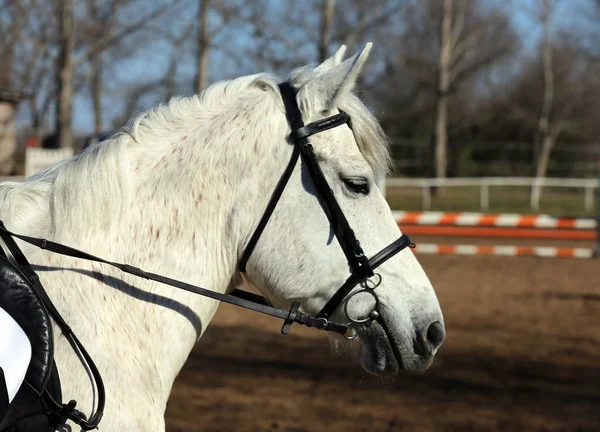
<box><xmin>91</xmin><ymin>53</ymin><xmax>103</xmax><ymax>136</ymax></box>
<box><xmin>0</xmin><ymin>102</ymin><xmax>17</xmax><ymax>175</ymax></box>
<box><xmin>89</xmin><ymin>0</ymin><xmax>104</xmax><ymax>137</ymax></box>
<box><xmin>532</xmin><ymin>0</ymin><xmax>554</xmax><ymax>208</ymax></box>
<box><xmin>319</xmin><ymin>0</ymin><xmax>336</xmax><ymax>62</ymax></box>
<box><xmin>531</xmin><ymin>134</ymin><xmax>554</xmax><ymax>210</ymax></box>
<box><xmin>435</xmin><ymin>93</ymin><xmax>449</xmax><ymax>180</ymax></box>
<box><xmin>56</xmin><ymin>0</ymin><xmax>74</xmax><ymax>149</ymax></box>
<box><xmin>435</xmin><ymin>0</ymin><xmax>453</xmax><ymax>180</ymax></box>
<box><xmin>195</xmin><ymin>0</ymin><xmax>210</xmax><ymax>94</ymax></box>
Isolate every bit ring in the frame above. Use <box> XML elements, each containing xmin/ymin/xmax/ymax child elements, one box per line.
<box><xmin>344</xmin><ymin>288</ymin><xmax>380</xmax><ymax>324</ymax></box>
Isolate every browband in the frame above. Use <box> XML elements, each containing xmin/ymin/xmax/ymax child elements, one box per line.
<box><xmin>289</xmin><ymin>112</ymin><xmax>350</xmax><ymax>142</ymax></box>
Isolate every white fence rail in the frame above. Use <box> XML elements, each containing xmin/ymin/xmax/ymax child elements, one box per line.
<box><xmin>387</xmin><ymin>177</ymin><xmax>599</xmax><ymax>212</ymax></box>
<box><xmin>25</xmin><ymin>148</ymin><xmax>74</xmax><ymax>177</ymax></box>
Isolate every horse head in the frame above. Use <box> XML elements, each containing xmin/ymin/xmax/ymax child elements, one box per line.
<box><xmin>237</xmin><ymin>44</ymin><xmax>445</xmax><ymax>374</ymax></box>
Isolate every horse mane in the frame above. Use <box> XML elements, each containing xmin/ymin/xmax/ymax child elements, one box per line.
<box><xmin>124</xmin><ymin>69</ymin><xmax>390</xmax><ymax>173</ymax></box>
<box><xmin>1</xmin><ymin>69</ymin><xmax>390</xmax><ymax>237</ymax></box>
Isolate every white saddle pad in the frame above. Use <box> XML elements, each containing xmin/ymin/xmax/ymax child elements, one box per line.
<box><xmin>0</xmin><ymin>307</ymin><xmax>31</xmax><ymax>402</ymax></box>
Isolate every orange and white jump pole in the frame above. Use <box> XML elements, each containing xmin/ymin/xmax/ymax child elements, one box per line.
<box><xmin>413</xmin><ymin>244</ymin><xmax>593</xmax><ymax>259</ymax></box>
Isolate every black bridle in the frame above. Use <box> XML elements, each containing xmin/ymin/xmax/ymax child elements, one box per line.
<box><xmin>0</xmin><ymin>80</ymin><xmax>414</xmax><ymax>429</ymax></box>
<box><xmin>238</xmin><ymin>82</ymin><xmax>414</xmax><ymax>337</ymax></box>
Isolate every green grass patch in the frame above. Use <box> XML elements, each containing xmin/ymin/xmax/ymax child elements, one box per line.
<box><xmin>386</xmin><ymin>186</ymin><xmax>598</xmax><ymax>218</ymax></box>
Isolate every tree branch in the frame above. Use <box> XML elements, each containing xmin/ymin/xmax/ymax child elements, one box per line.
<box><xmin>73</xmin><ymin>0</ymin><xmax>178</xmax><ymax>69</ymax></box>
<box><xmin>450</xmin><ymin>0</ymin><xmax>467</xmax><ymax>50</ymax></box>
<box><xmin>343</xmin><ymin>2</ymin><xmax>406</xmax><ymax>47</ymax></box>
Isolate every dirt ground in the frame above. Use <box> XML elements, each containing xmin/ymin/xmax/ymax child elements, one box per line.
<box><xmin>165</xmin><ymin>252</ymin><xmax>599</xmax><ymax>432</ymax></box>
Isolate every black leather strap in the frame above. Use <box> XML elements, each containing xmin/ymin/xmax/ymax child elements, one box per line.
<box><xmin>318</xmin><ymin>235</ymin><xmax>413</xmax><ymax>318</ymax></box>
<box><xmin>289</xmin><ymin>112</ymin><xmax>350</xmax><ymax>142</ymax></box>
<box><xmin>0</xmin><ymin>223</ymin><xmax>348</xmax><ymax>337</ymax></box>
<box><xmin>239</xmin><ymin>97</ymin><xmax>350</xmax><ymax>274</ymax></box>
<box><xmin>299</xmin><ymin>141</ymin><xmax>373</xmax><ymax>278</ymax></box>
<box><xmin>228</xmin><ymin>288</ymin><xmax>270</xmax><ymax>306</ymax></box>
<box><xmin>369</xmin><ymin>235</ymin><xmax>415</xmax><ymax>269</ymax></box>
<box><xmin>0</xmin><ymin>367</ymin><xmax>8</xmax><ymax>420</ymax></box>
<box><xmin>0</xmin><ymin>222</ymin><xmax>105</xmax><ymax>430</ymax></box>
<box><xmin>239</xmin><ymin>145</ymin><xmax>300</xmax><ymax>273</ymax></box>
<box><xmin>0</xmin><ymin>226</ymin><xmax>72</xmax><ymax>334</ymax></box>
<box><xmin>278</xmin><ymin>82</ymin><xmax>373</xmax><ymax>280</ymax></box>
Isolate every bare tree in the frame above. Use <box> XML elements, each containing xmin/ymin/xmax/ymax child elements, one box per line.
<box><xmin>56</xmin><ymin>0</ymin><xmax>75</xmax><ymax>148</ymax></box>
<box><xmin>434</xmin><ymin>0</ymin><xmax>517</xmax><ymax>178</ymax></box>
<box><xmin>523</xmin><ymin>0</ymin><xmax>600</xmax><ymax>205</ymax></box>
<box><xmin>240</xmin><ymin>0</ymin><xmax>318</xmax><ymax>74</ymax></box>
<box><xmin>79</xmin><ymin>0</ymin><xmax>177</xmax><ymax>136</ymax></box>
<box><xmin>319</xmin><ymin>0</ymin><xmax>336</xmax><ymax>62</ymax></box>
<box><xmin>195</xmin><ymin>0</ymin><xmax>211</xmax><ymax>93</ymax></box>
<box><xmin>435</xmin><ymin>0</ymin><xmax>453</xmax><ymax>180</ymax></box>
<box><xmin>88</xmin><ymin>0</ymin><xmax>110</xmax><ymax>136</ymax></box>
<box><xmin>530</xmin><ymin>0</ymin><xmax>555</xmax><ymax>208</ymax></box>
<box><xmin>332</xmin><ymin>0</ymin><xmax>406</xmax><ymax>57</ymax></box>
<box><xmin>382</xmin><ymin>0</ymin><xmax>517</xmax><ymax>178</ymax></box>
<box><xmin>0</xmin><ymin>0</ymin><xmax>55</xmax><ymax>138</ymax></box>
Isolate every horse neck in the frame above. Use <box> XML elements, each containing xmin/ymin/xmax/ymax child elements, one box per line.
<box><xmin>39</xmin><ymin>94</ymin><xmax>288</xmax><ymax>399</ymax></box>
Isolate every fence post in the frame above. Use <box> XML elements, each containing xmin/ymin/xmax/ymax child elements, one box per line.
<box><xmin>530</xmin><ymin>178</ymin><xmax>541</xmax><ymax>211</ymax></box>
<box><xmin>422</xmin><ymin>185</ymin><xmax>431</xmax><ymax>210</ymax></box>
<box><xmin>585</xmin><ymin>186</ymin><xmax>594</xmax><ymax>213</ymax></box>
<box><xmin>480</xmin><ymin>183</ymin><xmax>489</xmax><ymax>211</ymax></box>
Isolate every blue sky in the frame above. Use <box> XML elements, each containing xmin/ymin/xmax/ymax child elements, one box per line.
<box><xmin>68</xmin><ymin>0</ymin><xmax>591</xmax><ymax>135</ymax></box>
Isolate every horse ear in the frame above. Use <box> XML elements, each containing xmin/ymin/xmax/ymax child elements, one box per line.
<box><xmin>313</xmin><ymin>45</ymin><xmax>347</xmax><ymax>74</ymax></box>
<box><xmin>300</xmin><ymin>43</ymin><xmax>372</xmax><ymax>111</ymax></box>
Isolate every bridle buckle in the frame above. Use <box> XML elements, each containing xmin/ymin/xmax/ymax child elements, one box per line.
<box><xmin>310</xmin><ymin>316</ymin><xmax>330</xmax><ymax>330</ymax></box>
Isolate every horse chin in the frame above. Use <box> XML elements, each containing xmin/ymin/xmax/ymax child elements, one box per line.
<box><xmin>357</xmin><ymin>320</ymin><xmax>402</xmax><ymax>375</ymax></box>
<box><xmin>357</xmin><ymin>319</ymin><xmax>434</xmax><ymax>375</ymax></box>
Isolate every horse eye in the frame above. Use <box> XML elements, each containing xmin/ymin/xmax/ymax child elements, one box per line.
<box><xmin>343</xmin><ymin>177</ymin><xmax>370</xmax><ymax>195</ymax></box>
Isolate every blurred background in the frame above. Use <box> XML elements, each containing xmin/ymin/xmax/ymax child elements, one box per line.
<box><xmin>1</xmin><ymin>0</ymin><xmax>599</xmax><ymax>431</ymax></box>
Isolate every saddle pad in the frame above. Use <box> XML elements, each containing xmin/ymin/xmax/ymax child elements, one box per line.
<box><xmin>0</xmin><ymin>309</ymin><xmax>31</xmax><ymax>402</ymax></box>
<box><xmin>0</xmin><ymin>256</ymin><xmax>53</xmax><ymax>395</ymax></box>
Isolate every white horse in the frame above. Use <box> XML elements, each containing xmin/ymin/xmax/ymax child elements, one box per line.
<box><xmin>0</xmin><ymin>44</ymin><xmax>444</xmax><ymax>431</ymax></box>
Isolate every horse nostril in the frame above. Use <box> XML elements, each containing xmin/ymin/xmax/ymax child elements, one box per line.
<box><xmin>413</xmin><ymin>321</ymin><xmax>446</xmax><ymax>357</ymax></box>
<box><xmin>426</xmin><ymin>321</ymin><xmax>445</xmax><ymax>353</ymax></box>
